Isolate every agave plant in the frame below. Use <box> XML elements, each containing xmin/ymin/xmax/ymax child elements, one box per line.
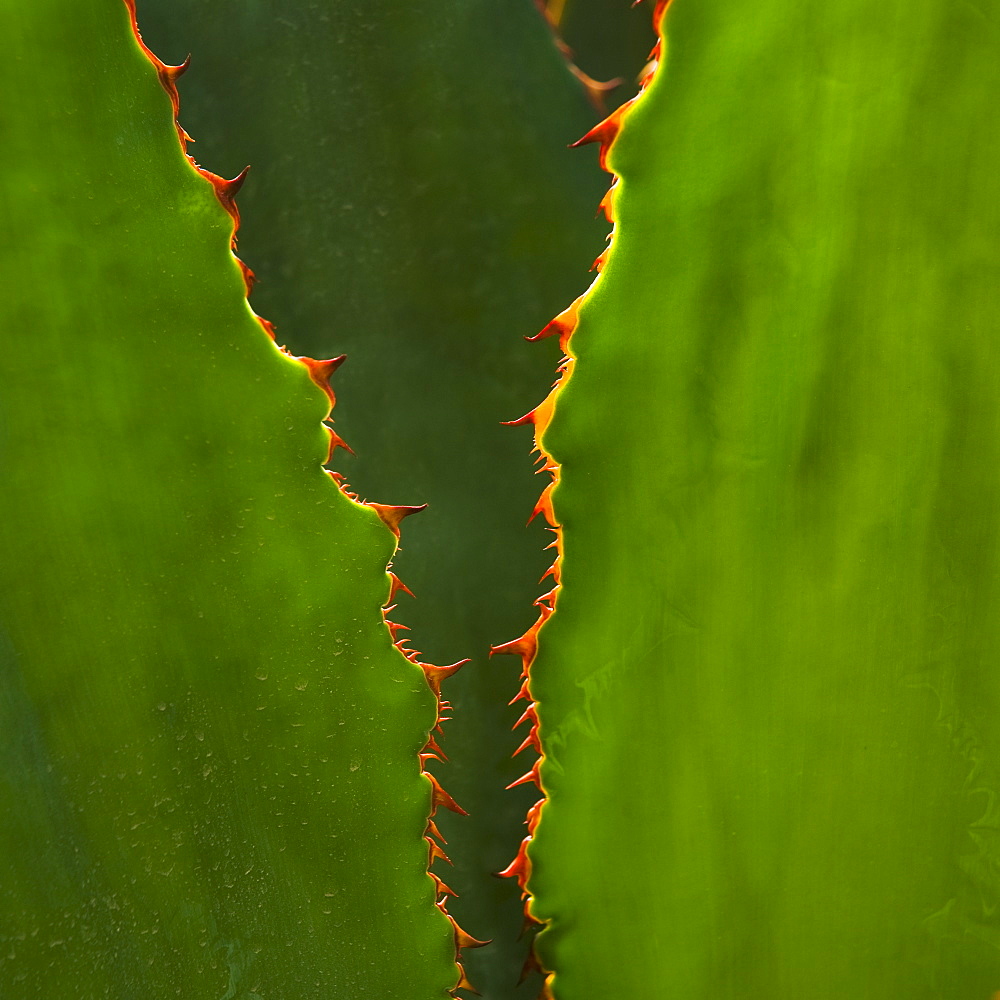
<box><xmin>3</xmin><ymin>0</ymin><xmax>999</xmax><ymax>998</ymax></box>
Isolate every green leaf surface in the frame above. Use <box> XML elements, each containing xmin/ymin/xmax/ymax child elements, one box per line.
<box><xmin>129</xmin><ymin>3</ymin><xmax>610</xmax><ymax>995</ymax></box>
<box><xmin>529</xmin><ymin>0</ymin><xmax>1000</xmax><ymax>996</ymax></box>
<box><xmin>0</xmin><ymin>2</ymin><xmax>455</xmax><ymax>996</ymax></box>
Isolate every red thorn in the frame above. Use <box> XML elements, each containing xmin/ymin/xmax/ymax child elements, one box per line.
<box><xmin>162</xmin><ymin>53</ymin><xmax>190</xmax><ymax>84</ymax></box>
<box><xmin>220</xmin><ymin>164</ymin><xmax>250</xmax><ymax>198</ymax></box>
<box><xmin>528</xmin><ymin>481</ymin><xmax>558</xmax><ymax>528</ymax></box>
<box><xmin>422</xmin><ymin>659</ymin><xmax>469</xmax><ymax>698</ymax></box>
<box><xmin>570</xmin><ymin>102</ymin><xmax>631</xmax><ymax>171</ymax></box>
<box><xmin>498</xmin><ymin>836</ymin><xmax>533</xmax><ymax>889</ymax></box>
<box><xmin>526</xmin><ymin>296</ymin><xmax>582</xmax><ymax>344</ymax></box>
<box><xmin>513</xmin><ymin>730</ymin><xmax>542</xmax><ymax>757</ymax></box>
<box><xmin>535</xmin><ymin>589</ymin><xmax>558</xmax><ymax>611</ymax></box>
<box><xmin>388</xmin><ymin>572</ymin><xmax>415</xmax><ymax>602</ymax></box>
<box><xmin>299</xmin><ymin>354</ymin><xmax>347</xmax><ymax>409</ymax></box>
<box><xmin>324</xmin><ymin>426</ymin><xmax>354</xmax><ymax>461</ymax></box>
<box><xmin>428</xmin><ymin>773</ymin><xmax>468</xmax><ymax>816</ymax></box>
<box><xmin>369</xmin><ymin>502</ymin><xmax>427</xmax><ymax>537</ymax></box>
<box><xmin>502</xmin><ymin>409</ymin><xmax>536</xmax><ymax>428</ymax></box>
<box><xmin>386</xmin><ymin>620</ymin><xmax>410</xmax><ymax>641</ymax></box>
<box><xmin>205</xmin><ymin>165</ymin><xmax>250</xmax><ymax>224</ymax></box>
<box><xmin>508</xmin><ymin>680</ymin><xmax>531</xmax><ymax>706</ymax></box>
<box><xmin>426</xmin><ymin>818</ymin><xmax>447</xmax><ymax>845</ymax></box>
<box><xmin>451</xmin><ymin>920</ymin><xmax>492</xmax><ymax>951</ymax></box>
<box><xmin>430</xmin><ymin>872</ymin><xmax>458</xmax><ymax>898</ymax></box>
<box><xmin>490</xmin><ymin>633</ymin><xmax>536</xmax><ymax>662</ymax></box>
<box><xmin>513</xmin><ymin>703</ymin><xmax>538</xmax><ymax>731</ymax></box>
<box><xmin>590</xmin><ymin>245</ymin><xmax>612</xmax><ymax>272</ymax></box>
<box><xmin>506</xmin><ymin>758</ymin><xmax>542</xmax><ymax>791</ymax></box>
<box><xmin>153</xmin><ymin>55</ymin><xmax>190</xmax><ymax>120</ymax></box>
<box><xmin>450</xmin><ymin>963</ymin><xmax>480</xmax><ymax>997</ymax></box>
<box><xmin>429</xmin><ymin>838</ymin><xmax>453</xmax><ymax>866</ymax></box>
<box><xmin>425</xmin><ymin>734</ymin><xmax>447</xmax><ymax>760</ymax></box>
<box><xmin>569</xmin><ymin>112</ymin><xmax>620</xmax><ymax>149</ymax></box>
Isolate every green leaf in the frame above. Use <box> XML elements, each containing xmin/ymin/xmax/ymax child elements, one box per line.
<box><xmin>526</xmin><ymin>0</ymin><xmax>1000</xmax><ymax>996</ymax></box>
<box><xmin>0</xmin><ymin>2</ymin><xmax>455</xmax><ymax>995</ymax></box>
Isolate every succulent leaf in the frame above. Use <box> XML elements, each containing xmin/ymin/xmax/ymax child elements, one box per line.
<box><xmin>0</xmin><ymin>2</ymin><xmax>457</xmax><ymax>995</ymax></box>
<box><xmin>517</xmin><ymin>0</ymin><xmax>1000</xmax><ymax>996</ymax></box>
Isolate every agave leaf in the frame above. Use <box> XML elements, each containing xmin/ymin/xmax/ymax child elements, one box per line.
<box><xmin>130</xmin><ymin>2</ymin><xmax>610</xmax><ymax>994</ymax></box>
<box><xmin>0</xmin><ymin>2</ymin><xmax>457</xmax><ymax>996</ymax></box>
<box><xmin>522</xmin><ymin>0</ymin><xmax>1000</xmax><ymax>996</ymax></box>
